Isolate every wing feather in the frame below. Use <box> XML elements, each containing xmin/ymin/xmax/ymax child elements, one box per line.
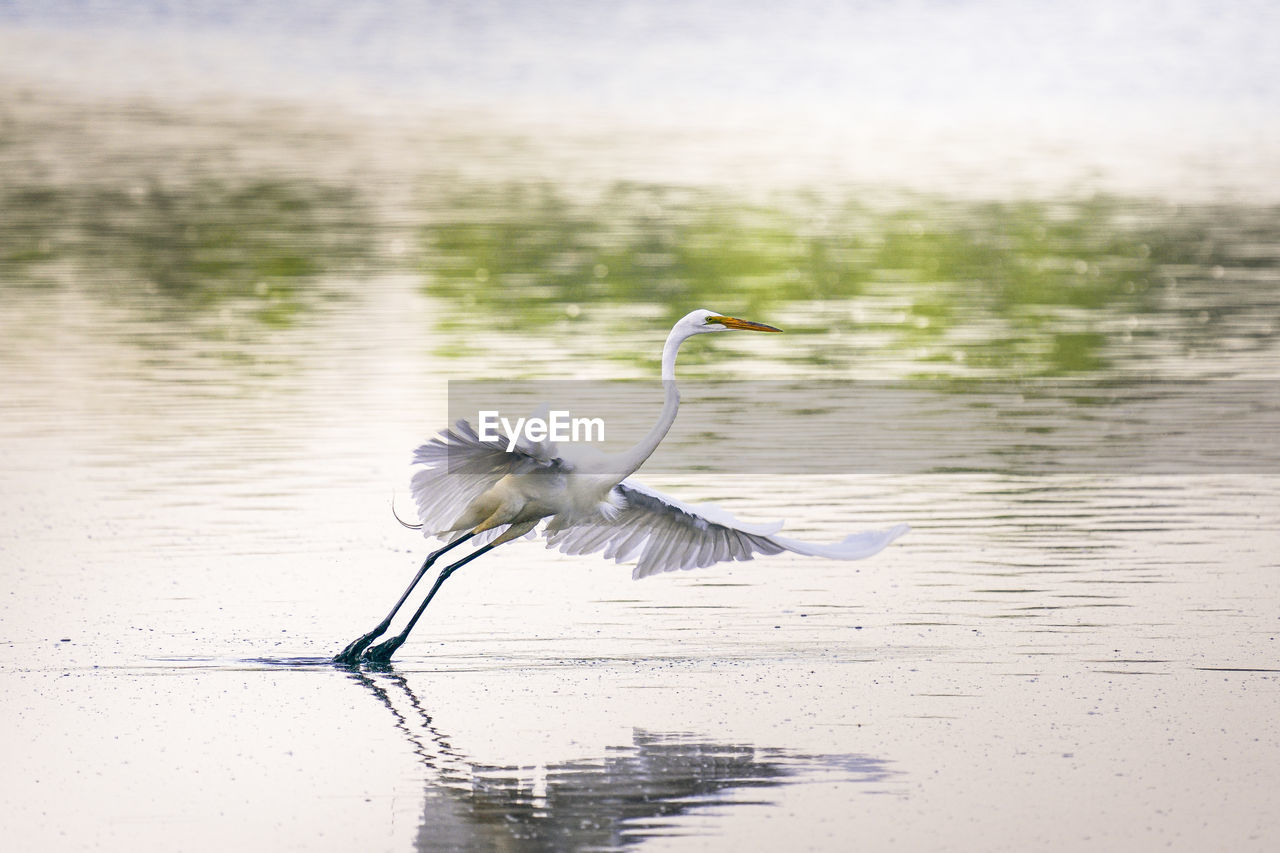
<box><xmin>544</xmin><ymin>481</ymin><xmax>908</xmax><ymax>579</ymax></box>
<box><xmin>410</xmin><ymin>419</ymin><xmax>565</xmax><ymax>543</ymax></box>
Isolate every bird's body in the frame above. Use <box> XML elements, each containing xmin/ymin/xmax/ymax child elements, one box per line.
<box><xmin>409</xmin><ymin>416</ymin><xmax>908</xmax><ymax>579</ymax></box>
<box><xmin>334</xmin><ymin>309</ymin><xmax>908</xmax><ymax>665</ymax></box>
<box><xmin>416</xmin><ymin>431</ymin><xmax>623</xmax><ymax>549</ymax></box>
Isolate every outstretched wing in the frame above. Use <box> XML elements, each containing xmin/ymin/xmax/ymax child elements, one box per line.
<box><xmin>410</xmin><ymin>419</ymin><xmax>565</xmax><ymax>541</ymax></box>
<box><xmin>544</xmin><ymin>480</ymin><xmax>909</xmax><ymax>579</ymax></box>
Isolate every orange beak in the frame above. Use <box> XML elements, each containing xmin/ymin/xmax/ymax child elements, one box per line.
<box><xmin>708</xmin><ymin>315</ymin><xmax>783</xmax><ymax>333</ymax></box>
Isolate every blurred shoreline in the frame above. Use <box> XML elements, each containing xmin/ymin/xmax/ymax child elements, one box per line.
<box><xmin>4</xmin><ymin>67</ymin><xmax>1279</xmax><ymax>205</ymax></box>
<box><xmin>5</xmin><ymin>74</ymin><xmax>1279</xmax><ymax>382</ymax></box>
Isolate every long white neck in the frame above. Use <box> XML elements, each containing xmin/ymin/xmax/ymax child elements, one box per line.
<box><xmin>608</xmin><ymin>325</ymin><xmax>688</xmax><ymax>481</ymax></box>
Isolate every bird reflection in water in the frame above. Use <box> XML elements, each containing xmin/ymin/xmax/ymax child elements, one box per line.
<box><xmin>345</xmin><ymin>670</ymin><xmax>898</xmax><ymax>851</ymax></box>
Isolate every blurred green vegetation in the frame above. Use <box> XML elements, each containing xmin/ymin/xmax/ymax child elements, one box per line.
<box><xmin>0</xmin><ymin>178</ymin><xmax>373</xmax><ymax>326</ymax></box>
<box><xmin>3</xmin><ymin>162</ymin><xmax>1276</xmax><ymax>375</ymax></box>
<box><xmin>418</xmin><ymin>184</ymin><xmax>1279</xmax><ymax>375</ymax></box>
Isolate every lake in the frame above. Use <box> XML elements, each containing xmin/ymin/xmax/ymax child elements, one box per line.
<box><xmin>2</xmin><ymin>2</ymin><xmax>1279</xmax><ymax>851</ymax></box>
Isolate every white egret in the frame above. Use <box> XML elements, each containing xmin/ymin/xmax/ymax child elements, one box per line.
<box><xmin>336</xmin><ymin>309</ymin><xmax>908</xmax><ymax>664</ymax></box>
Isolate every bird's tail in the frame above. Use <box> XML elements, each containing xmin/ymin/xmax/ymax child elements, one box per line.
<box><xmin>771</xmin><ymin>523</ymin><xmax>910</xmax><ymax>560</ymax></box>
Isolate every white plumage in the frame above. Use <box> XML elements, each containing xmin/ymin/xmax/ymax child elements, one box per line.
<box><xmin>338</xmin><ymin>308</ymin><xmax>908</xmax><ymax>664</ymax></box>
<box><xmin>410</xmin><ymin>419</ymin><xmax>909</xmax><ymax>578</ymax></box>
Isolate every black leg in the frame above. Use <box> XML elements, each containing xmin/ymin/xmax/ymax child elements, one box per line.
<box><xmin>362</xmin><ymin>538</ymin><xmax>505</xmax><ymax>663</ymax></box>
<box><xmin>332</xmin><ymin>533</ymin><xmax>476</xmax><ymax>665</ymax></box>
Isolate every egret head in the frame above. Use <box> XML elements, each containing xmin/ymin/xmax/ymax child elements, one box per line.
<box><xmin>679</xmin><ymin>308</ymin><xmax>783</xmax><ymax>337</ymax></box>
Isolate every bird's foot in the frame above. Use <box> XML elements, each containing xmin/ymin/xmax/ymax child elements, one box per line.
<box><xmin>332</xmin><ymin>630</ymin><xmax>383</xmax><ymax>666</ymax></box>
<box><xmin>363</xmin><ymin>635</ymin><xmax>405</xmax><ymax>664</ymax></box>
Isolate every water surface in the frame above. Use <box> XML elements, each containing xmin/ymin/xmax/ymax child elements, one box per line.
<box><xmin>2</xmin><ymin>3</ymin><xmax>1279</xmax><ymax>851</ymax></box>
